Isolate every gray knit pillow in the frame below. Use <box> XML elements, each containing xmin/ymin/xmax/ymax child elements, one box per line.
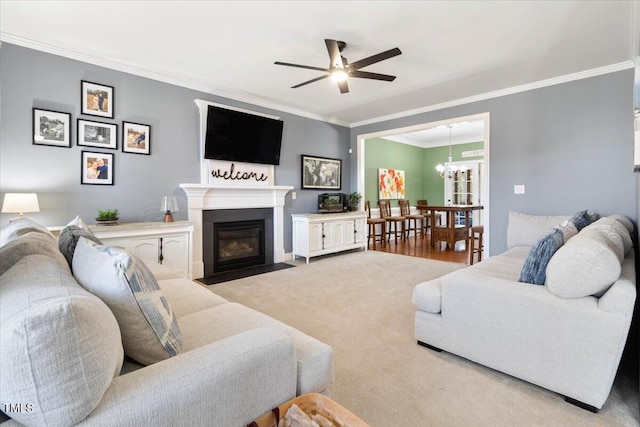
<box><xmin>58</xmin><ymin>217</ymin><xmax>103</xmax><ymax>269</ymax></box>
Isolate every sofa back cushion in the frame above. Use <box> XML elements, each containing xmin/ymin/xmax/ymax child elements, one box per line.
<box><xmin>507</xmin><ymin>212</ymin><xmax>571</xmax><ymax>249</ymax></box>
<box><xmin>0</xmin><ymin>217</ymin><xmax>54</xmax><ymax>247</ymax></box>
<box><xmin>73</xmin><ymin>237</ymin><xmax>183</xmax><ymax>365</ymax></box>
<box><xmin>0</xmin><ymin>231</ymin><xmax>69</xmax><ymax>277</ymax></box>
<box><xmin>0</xmin><ymin>255</ymin><xmax>123</xmax><ymax>427</ymax></box>
<box><xmin>546</xmin><ymin>221</ymin><xmax>626</xmax><ymax>298</ymax></box>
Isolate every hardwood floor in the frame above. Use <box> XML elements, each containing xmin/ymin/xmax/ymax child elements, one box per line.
<box><xmin>368</xmin><ymin>231</ymin><xmax>472</xmax><ymax>264</ymax></box>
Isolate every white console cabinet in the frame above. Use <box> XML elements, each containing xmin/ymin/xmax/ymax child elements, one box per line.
<box><xmin>89</xmin><ymin>221</ymin><xmax>194</xmax><ymax>278</ymax></box>
<box><xmin>292</xmin><ymin>212</ymin><xmax>366</xmax><ymax>263</ymax></box>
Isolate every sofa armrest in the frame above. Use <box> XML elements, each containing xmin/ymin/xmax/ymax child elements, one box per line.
<box><xmin>598</xmin><ymin>256</ymin><xmax>637</xmax><ymax>314</ymax></box>
<box><xmin>78</xmin><ymin>328</ymin><xmax>297</xmax><ymax>427</ymax></box>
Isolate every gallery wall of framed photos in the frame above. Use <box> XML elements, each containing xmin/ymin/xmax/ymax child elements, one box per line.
<box><xmin>31</xmin><ymin>80</ymin><xmax>152</xmax><ymax>186</ymax></box>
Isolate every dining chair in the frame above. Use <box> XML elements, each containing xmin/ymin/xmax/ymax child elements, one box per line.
<box><xmin>417</xmin><ymin>199</ymin><xmax>440</xmax><ymax>237</ymax></box>
<box><xmin>399</xmin><ymin>200</ymin><xmax>423</xmax><ymax>240</ymax></box>
<box><xmin>378</xmin><ymin>200</ymin><xmax>405</xmax><ymax>242</ymax></box>
<box><xmin>469</xmin><ymin>225</ymin><xmax>484</xmax><ymax>264</ymax></box>
<box><xmin>365</xmin><ymin>201</ymin><xmax>386</xmax><ymax>249</ymax></box>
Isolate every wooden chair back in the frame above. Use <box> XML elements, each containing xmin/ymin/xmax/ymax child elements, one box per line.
<box><xmin>378</xmin><ymin>200</ymin><xmax>392</xmax><ymax>218</ymax></box>
<box><xmin>365</xmin><ymin>201</ymin><xmax>373</xmax><ymax>218</ymax></box>
<box><xmin>399</xmin><ymin>200</ymin><xmax>411</xmax><ymax>216</ymax></box>
<box><xmin>417</xmin><ymin>199</ymin><xmax>428</xmax><ymax>206</ymax></box>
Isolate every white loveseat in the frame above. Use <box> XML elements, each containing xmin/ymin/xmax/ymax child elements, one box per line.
<box><xmin>412</xmin><ymin>212</ymin><xmax>636</xmax><ymax>411</ymax></box>
<box><xmin>0</xmin><ymin>218</ymin><xmax>333</xmax><ymax>426</ymax></box>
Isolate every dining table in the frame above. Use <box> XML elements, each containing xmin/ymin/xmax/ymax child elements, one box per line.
<box><xmin>416</xmin><ymin>204</ymin><xmax>484</xmax><ymax>249</ymax></box>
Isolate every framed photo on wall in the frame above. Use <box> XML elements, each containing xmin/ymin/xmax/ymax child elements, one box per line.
<box><xmin>122</xmin><ymin>121</ymin><xmax>151</xmax><ymax>155</ymax></box>
<box><xmin>301</xmin><ymin>155</ymin><xmax>341</xmax><ymax>190</ymax></box>
<box><xmin>81</xmin><ymin>151</ymin><xmax>114</xmax><ymax>185</ymax></box>
<box><xmin>81</xmin><ymin>80</ymin><xmax>114</xmax><ymax>118</ymax></box>
<box><xmin>32</xmin><ymin>108</ymin><xmax>72</xmax><ymax>148</ymax></box>
<box><xmin>77</xmin><ymin>119</ymin><xmax>117</xmax><ymax>149</ymax></box>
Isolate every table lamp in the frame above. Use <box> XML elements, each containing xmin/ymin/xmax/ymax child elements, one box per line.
<box><xmin>2</xmin><ymin>193</ymin><xmax>40</xmax><ymax>218</ymax></box>
<box><xmin>161</xmin><ymin>196</ymin><xmax>178</xmax><ymax>222</ymax></box>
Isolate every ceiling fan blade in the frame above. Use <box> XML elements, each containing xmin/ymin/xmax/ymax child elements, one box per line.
<box><xmin>325</xmin><ymin>39</ymin><xmax>343</xmax><ymax>69</ymax></box>
<box><xmin>349</xmin><ymin>70</ymin><xmax>396</xmax><ymax>81</ymax></box>
<box><xmin>274</xmin><ymin>61</ymin><xmax>330</xmax><ymax>72</ymax></box>
<box><xmin>348</xmin><ymin>47</ymin><xmax>402</xmax><ymax>70</ymax></box>
<box><xmin>337</xmin><ymin>80</ymin><xmax>349</xmax><ymax>94</ymax></box>
<box><xmin>291</xmin><ymin>74</ymin><xmax>330</xmax><ymax>88</ymax></box>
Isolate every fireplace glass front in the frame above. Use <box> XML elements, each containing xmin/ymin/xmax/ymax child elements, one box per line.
<box><xmin>213</xmin><ymin>220</ymin><xmax>265</xmax><ymax>272</ymax></box>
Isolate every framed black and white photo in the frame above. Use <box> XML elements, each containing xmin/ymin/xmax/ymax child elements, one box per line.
<box><xmin>81</xmin><ymin>151</ymin><xmax>114</xmax><ymax>185</ymax></box>
<box><xmin>301</xmin><ymin>155</ymin><xmax>341</xmax><ymax>190</ymax></box>
<box><xmin>33</xmin><ymin>108</ymin><xmax>72</xmax><ymax>148</ymax></box>
<box><xmin>122</xmin><ymin>121</ymin><xmax>151</xmax><ymax>155</ymax></box>
<box><xmin>81</xmin><ymin>80</ymin><xmax>114</xmax><ymax>118</ymax></box>
<box><xmin>77</xmin><ymin>119</ymin><xmax>117</xmax><ymax>149</ymax></box>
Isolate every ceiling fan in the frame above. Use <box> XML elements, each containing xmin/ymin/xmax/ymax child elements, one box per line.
<box><xmin>274</xmin><ymin>39</ymin><xmax>402</xmax><ymax>94</ymax></box>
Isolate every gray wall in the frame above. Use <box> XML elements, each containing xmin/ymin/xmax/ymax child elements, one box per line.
<box><xmin>351</xmin><ymin>70</ymin><xmax>637</xmax><ymax>255</ymax></box>
<box><xmin>0</xmin><ymin>43</ymin><xmax>350</xmax><ymax>252</ymax></box>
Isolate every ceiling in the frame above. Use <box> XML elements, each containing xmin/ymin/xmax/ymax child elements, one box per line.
<box><xmin>1</xmin><ymin>1</ymin><xmax>638</xmax><ymax>136</ymax></box>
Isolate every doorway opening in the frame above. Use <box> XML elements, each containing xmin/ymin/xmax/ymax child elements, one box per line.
<box><xmin>356</xmin><ymin>112</ymin><xmax>490</xmax><ymax>259</ymax></box>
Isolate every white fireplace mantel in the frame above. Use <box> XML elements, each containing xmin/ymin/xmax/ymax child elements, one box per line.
<box><xmin>180</xmin><ymin>183</ymin><xmax>293</xmax><ymax>278</ymax></box>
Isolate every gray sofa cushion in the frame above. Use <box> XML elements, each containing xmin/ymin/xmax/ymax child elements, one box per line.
<box><xmin>73</xmin><ymin>237</ymin><xmax>183</xmax><ymax>366</ymax></box>
<box><xmin>0</xmin><ymin>255</ymin><xmax>123</xmax><ymax>427</ymax></box>
<box><xmin>0</xmin><ymin>231</ymin><xmax>70</xmax><ymax>276</ymax></box>
<box><xmin>178</xmin><ymin>302</ymin><xmax>334</xmax><ymax>395</ymax></box>
<box><xmin>506</xmin><ymin>211</ymin><xmax>570</xmax><ymax>249</ymax></box>
<box><xmin>158</xmin><ymin>277</ymin><xmax>228</xmax><ymax>318</ymax></box>
<box><xmin>0</xmin><ymin>217</ymin><xmax>54</xmax><ymax>247</ymax></box>
<box><xmin>546</xmin><ymin>226</ymin><xmax>623</xmax><ymax>298</ymax></box>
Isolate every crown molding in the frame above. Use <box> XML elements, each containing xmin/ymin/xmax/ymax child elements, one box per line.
<box><xmin>350</xmin><ymin>61</ymin><xmax>635</xmax><ymax>128</ymax></box>
<box><xmin>1</xmin><ymin>33</ymin><xmax>632</xmax><ymax>130</ymax></box>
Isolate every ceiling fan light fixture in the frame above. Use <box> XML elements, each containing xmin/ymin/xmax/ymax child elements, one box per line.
<box><xmin>331</xmin><ymin>69</ymin><xmax>348</xmax><ymax>82</ymax></box>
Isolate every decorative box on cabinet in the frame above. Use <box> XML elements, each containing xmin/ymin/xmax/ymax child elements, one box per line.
<box><xmin>89</xmin><ymin>221</ymin><xmax>194</xmax><ymax>278</ymax></box>
<box><xmin>292</xmin><ymin>212</ymin><xmax>366</xmax><ymax>263</ymax></box>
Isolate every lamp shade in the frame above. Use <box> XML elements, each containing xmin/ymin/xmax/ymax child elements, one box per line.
<box><xmin>160</xmin><ymin>196</ymin><xmax>178</xmax><ymax>213</ymax></box>
<box><xmin>2</xmin><ymin>193</ymin><xmax>40</xmax><ymax>217</ymax></box>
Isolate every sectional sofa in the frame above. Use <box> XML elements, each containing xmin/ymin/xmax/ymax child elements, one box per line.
<box><xmin>412</xmin><ymin>211</ymin><xmax>636</xmax><ymax>411</ymax></box>
<box><xmin>0</xmin><ymin>218</ymin><xmax>333</xmax><ymax>426</ymax></box>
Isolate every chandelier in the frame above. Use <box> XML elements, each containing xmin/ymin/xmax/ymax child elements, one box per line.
<box><xmin>435</xmin><ymin>124</ymin><xmax>458</xmax><ymax>179</ymax></box>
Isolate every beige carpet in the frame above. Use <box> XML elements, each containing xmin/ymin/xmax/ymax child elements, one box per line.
<box><xmin>208</xmin><ymin>250</ymin><xmax>639</xmax><ymax>427</ymax></box>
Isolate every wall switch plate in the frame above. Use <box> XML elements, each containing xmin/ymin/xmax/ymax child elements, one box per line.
<box><xmin>514</xmin><ymin>185</ymin><xmax>525</xmax><ymax>194</ymax></box>
<box><xmin>291</xmin><ymin>191</ymin><xmax>296</xmax><ymax>200</ymax></box>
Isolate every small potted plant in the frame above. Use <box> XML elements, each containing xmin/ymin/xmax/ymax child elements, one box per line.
<box><xmin>347</xmin><ymin>192</ymin><xmax>362</xmax><ymax>211</ymax></box>
<box><xmin>96</xmin><ymin>208</ymin><xmax>119</xmax><ymax>225</ymax></box>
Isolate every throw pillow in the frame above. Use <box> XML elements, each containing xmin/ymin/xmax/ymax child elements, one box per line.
<box><xmin>58</xmin><ymin>216</ymin><xmax>103</xmax><ymax>268</ymax></box>
<box><xmin>519</xmin><ymin>228</ymin><xmax>565</xmax><ymax>285</ymax></box>
<box><xmin>72</xmin><ymin>237</ymin><xmax>183</xmax><ymax>365</ymax></box>
<box><xmin>555</xmin><ymin>219</ymin><xmax>578</xmax><ymax>243</ymax></box>
<box><xmin>568</xmin><ymin>210</ymin><xmax>592</xmax><ymax>231</ymax></box>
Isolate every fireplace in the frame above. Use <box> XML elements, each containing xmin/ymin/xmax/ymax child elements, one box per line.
<box><xmin>203</xmin><ymin>208</ymin><xmax>274</xmax><ymax>278</ymax></box>
<box><xmin>213</xmin><ymin>220</ymin><xmax>265</xmax><ymax>272</ymax></box>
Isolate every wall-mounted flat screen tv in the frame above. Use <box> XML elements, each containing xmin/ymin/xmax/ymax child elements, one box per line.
<box><xmin>204</xmin><ymin>105</ymin><xmax>284</xmax><ymax>165</ymax></box>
